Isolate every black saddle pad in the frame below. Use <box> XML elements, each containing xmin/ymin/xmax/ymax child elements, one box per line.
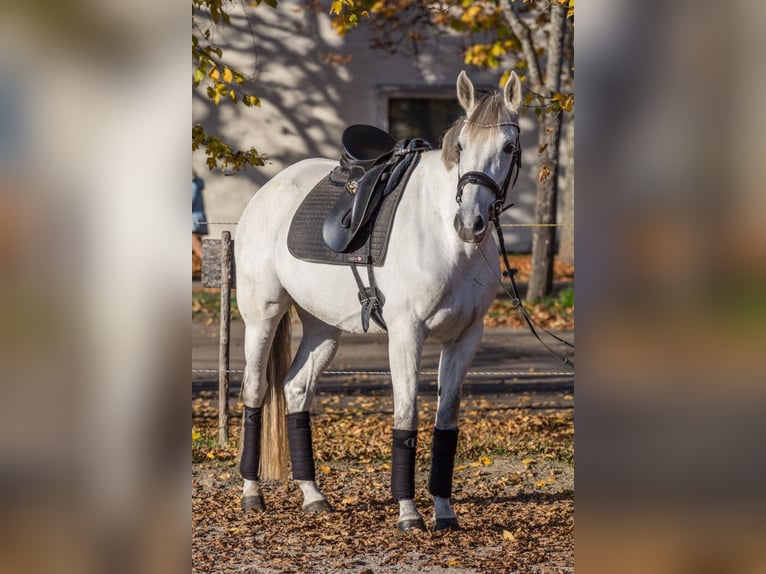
<box><xmin>287</xmin><ymin>155</ymin><xmax>420</xmax><ymax>267</ymax></box>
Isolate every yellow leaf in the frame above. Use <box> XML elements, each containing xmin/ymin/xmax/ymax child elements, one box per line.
<box><xmin>341</xmin><ymin>495</ymin><xmax>359</xmax><ymax>505</ymax></box>
<box><xmin>192</xmin><ymin>430</ymin><xmax>201</xmax><ymax>441</ymax></box>
<box><xmin>209</xmin><ymin>67</ymin><xmax>220</xmax><ymax>81</ymax></box>
<box><xmin>206</xmin><ymin>451</ymin><xmax>215</xmax><ymax>459</ymax></box>
<box><xmin>462</xmin><ymin>5</ymin><xmax>482</xmax><ymax>22</ymax></box>
<box><xmin>536</xmin><ymin>480</ymin><xmax>547</xmax><ymax>487</ymax></box>
<box><xmin>480</xmin><ymin>456</ymin><xmax>493</xmax><ymax>466</ymax></box>
<box><xmin>223</xmin><ymin>67</ymin><xmax>233</xmax><ymax>84</ymax></box>
<box><xmin>447</xmin><ymin>559</ymin><xmax>460</xmax><ymax>567</ymax></box>
<box><xmin>522</xmin><ymin>458</ymin><xmax>535</xmax><ymax>467</ymax></box>
<box><xmin>502</xmin><ymin>529</ymin><xmax>515</xmax><ymax>541</ymax></box>
<box><xmin>454</xmin><ymin>465</ymin><xmax>468</xmax><ymax>471</ymax></box>
<box><xmin>219</xmin><ymin>473</ymin><xmax>231</xmax><ymax>480</ymax></box>
<box><xmin>318</xmin><ymin>465</ymin><xmax>331</xmax><ymax>473</ymax></box>
<box><xmin>490</xmin><ymin>43</ymin><xmax>505</xmax><ymax>57</ymax></box>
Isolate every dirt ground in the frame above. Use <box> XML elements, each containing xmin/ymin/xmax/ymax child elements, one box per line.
<box><xmin>192</xmin><ymin>319</ymin><xmax>574</xmax><ymax>573</ymax></box>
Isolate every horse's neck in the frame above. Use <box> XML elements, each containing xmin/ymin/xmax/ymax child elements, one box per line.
<box><xmin>415</xmin><ymin>151</ymin><xmax>467</xmax><ymax>246</ymax></box>
<box><xmin>417</xmin><ymin>150</ymin><xmax>459</xmax><ymax>225</ymax></box>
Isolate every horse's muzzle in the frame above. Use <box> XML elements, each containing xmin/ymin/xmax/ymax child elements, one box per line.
<box><xmin>453</xmin><ymin>212</ymin><xmax>487</xmax><ymax>243</ymax></box>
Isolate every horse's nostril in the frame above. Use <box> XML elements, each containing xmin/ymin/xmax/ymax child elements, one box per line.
<box><xmin>472</xmin><ymin>216</ymin><xmax>485</xmax><ymax>234</ymax></box>
<box><xmin>453</xmin><ymin>213</ymin><xmax>462</xmax><ymax>234</ymax></box>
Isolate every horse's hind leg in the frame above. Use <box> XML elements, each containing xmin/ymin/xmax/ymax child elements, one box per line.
<box><xmin>239</xmin><ymin>291</ymin><xmax>291</xmax><ymax>512</ymax></box>
<box><xmin>284</xmin><ymin>310</ymin><xmax>341</xmax><ymax>512</ymax></box>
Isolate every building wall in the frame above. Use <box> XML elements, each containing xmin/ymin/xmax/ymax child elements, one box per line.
<box><xmin>192</xmin><ymin>0</ymin><xmax>560</xmax><ymax>250</ymax></box>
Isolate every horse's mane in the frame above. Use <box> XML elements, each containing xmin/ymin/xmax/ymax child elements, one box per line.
<box><xmin>440</xmin><ymin>91</ymin><xmax>519</xmax><ymax>168</ymax></box>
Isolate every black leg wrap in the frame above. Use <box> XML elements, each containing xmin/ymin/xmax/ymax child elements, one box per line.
<box><xmin>240</xmin><ymin>406</ymin><xmax>262</xmax><ymax>480</ymax></box>
<box><xmin>286</xmin><ymin>411</ymin><xmax>316</xmax><ymax>481</ymax></box>
<box><xmin>429</xmin><ymin>428</ymin><xmax>459</xmax><ymax>499</ymax></box>
<box><xmin>391</xmin><ymin>429</ymin><xmax>418</xmax><ymax>501</ymax></box>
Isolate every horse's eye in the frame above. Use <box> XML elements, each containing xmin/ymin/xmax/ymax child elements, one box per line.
<box><xmin>503</xmin><ymin>141</ymin><xmax>516</xmax><ymax>154</ymax></box>
<box><xmin>456</xmin><ymin>142</ymin><xmax>463</xmax><ymax>152</ymax></box>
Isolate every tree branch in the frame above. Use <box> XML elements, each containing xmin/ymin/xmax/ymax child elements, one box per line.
<box><xmin>544</xmin><ymin>1</ymin><xmax>568</xmax><ymax>94</ymax></box>
<box><xmin>501</xmin><ymin>0</ymin><xmax>544</xmax><ymax>94</ymax></box>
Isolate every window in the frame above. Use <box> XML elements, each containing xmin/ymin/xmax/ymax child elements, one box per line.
<box><xmin>379</xmin><ymin>88</ymin><xmax>464</xmax><ymax>146</ymax></box>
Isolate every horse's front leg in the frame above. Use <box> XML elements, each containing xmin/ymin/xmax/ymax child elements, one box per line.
<box><xmin>431</xmin><ymin>319</ymin><xmax>485</xmax><ymax>531</ymax></box>
<box><xmin>388</xmin><ymin>322</ymin><xmax>427</xmax><ymax>532</ymax></box>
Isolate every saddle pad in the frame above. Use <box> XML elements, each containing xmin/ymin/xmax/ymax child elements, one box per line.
<box><xmin>287</xmin><ymin>154</ymin><xmax>420</xmax><ymax>267</ymax></box>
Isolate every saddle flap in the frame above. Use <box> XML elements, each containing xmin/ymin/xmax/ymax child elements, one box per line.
<box><xmin>342</xmin><ymin>124</ymin><xmax>395</xmax><ymax>163</ymax></box>
<box><xmin>322</xmin><ymin>163</ymin><xmax>387</xmax><ymax>252</ymax></box>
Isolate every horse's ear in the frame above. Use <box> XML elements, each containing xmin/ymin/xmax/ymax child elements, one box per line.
<box><xmin>457</xmin><ymin>70</ymin><xmax>475</xmax><ymax>114</ymax></box>
<box><xmin>503</xmin><ymin>71</ymin><xmax>522</xmax><ymax>112</ymax></box>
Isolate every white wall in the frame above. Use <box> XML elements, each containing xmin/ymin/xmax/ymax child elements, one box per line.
<box><xmin>192</xmin><ymin>0</ymin><xmax>556</xmax><ymax>250</ymax></box>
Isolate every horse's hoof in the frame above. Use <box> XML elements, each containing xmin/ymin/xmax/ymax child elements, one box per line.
<box><xmin>398</xmin><ymin>518</ymin><xmax>427</xmax><ymax>533</ymax></box>
<box><xmin>241</xmin><ymin>495</ymin><xmax>266</xmax><ymax>513</ymax></box>
<box><xmin>303</xmin><ymin>499</ymin><xmax>332</xmax><ymax>513</ymax></box>
<box><xmin>433</xmin><ymin>518</ymin><xmax>460</xmax><ymax>532</ymax></box>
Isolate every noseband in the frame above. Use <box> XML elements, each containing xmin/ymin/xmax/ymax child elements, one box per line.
<box><xmin>455</xmin><ymin>121</ymin><xmax>522</xmax><ymax>221</ymax></box>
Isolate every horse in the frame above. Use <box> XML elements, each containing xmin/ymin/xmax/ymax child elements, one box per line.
<box><xmin>234</xmin><ymin>70</ymin><xmax>523</xmax><ymax>532</ymax></box>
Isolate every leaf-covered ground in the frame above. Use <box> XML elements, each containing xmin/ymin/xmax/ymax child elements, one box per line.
<box><xmin>193</xmin><ymin>389</ymin><xmax>573</xmax><ymax>573</ymax></box>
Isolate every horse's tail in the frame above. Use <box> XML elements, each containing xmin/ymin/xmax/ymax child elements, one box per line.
<box><xmin>258</xmin><ymin>312</ymin><xmax>292</xmax><ymax>480</ymax></box>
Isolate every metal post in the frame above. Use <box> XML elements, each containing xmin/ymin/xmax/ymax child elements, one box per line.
<box><xmin>218</xmin><ymin>230</ymin><xmax>232</xmax><ymax>446</ymax></box>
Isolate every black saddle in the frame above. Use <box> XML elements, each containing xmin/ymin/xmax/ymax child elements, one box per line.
<box><xmin>322</xmin><ymin>125</ymin><xmax>399</xmax><ymax>253</ymax></box>
<box><xmin>288</xmin><ymin>126</ymin><xmax>431</xmax><ymax>332</ymax></box>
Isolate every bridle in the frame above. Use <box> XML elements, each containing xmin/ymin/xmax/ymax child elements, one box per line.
<box><xmin>455</xmin><ymin>121</ymin><xmax>522</xmax><ymax>221</ymax></box>
<box><xmin>453</xmin><ymin>119</ymin><xmax>574</xmax><ymax>369</ymax></box>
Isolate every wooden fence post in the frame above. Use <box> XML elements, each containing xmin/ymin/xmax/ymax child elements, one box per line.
<box><xmin>218</xmin><ymin>231</ymin><xmax>232</xmax><ymax>446</ymax></box>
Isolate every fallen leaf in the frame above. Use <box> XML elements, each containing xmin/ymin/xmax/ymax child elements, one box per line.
<box><xmin>502</xmin><ymin>529</ymin><xmax>515</xmax><ymax>541</ymax></box>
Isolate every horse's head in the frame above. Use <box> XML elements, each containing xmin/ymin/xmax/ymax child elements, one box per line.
<box><xmin>444</xmin><ymin>70</ymin><xmax>522</xmax><ymax>243</ymax></box>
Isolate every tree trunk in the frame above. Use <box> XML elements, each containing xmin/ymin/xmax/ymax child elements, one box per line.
<box><xmin>558</xmin><ymin>111</ymin><xmax>574</xmax><ymax>265</ymax></box>
<box><xmin>528</xmin><ymin>112</ymin><xmax>564</xmax><ymax>301</ymax></box>
<box><xmin>527</xmin><ymin>3</ymin><xmax>568</xmax><ymax>302</ymax></box>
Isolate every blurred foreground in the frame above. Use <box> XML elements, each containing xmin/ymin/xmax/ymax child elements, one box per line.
<box><xmin>0</xmin><ymin>0</ymin><xmax>765</xmax><ymax>572</ymax></box>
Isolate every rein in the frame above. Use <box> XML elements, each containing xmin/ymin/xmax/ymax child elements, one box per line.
<box><xmin>488</xmin><ymin>219</ymin><xmax>575</xmax><ymax>369</ymax></box>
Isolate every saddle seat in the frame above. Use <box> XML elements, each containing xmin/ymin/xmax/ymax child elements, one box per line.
<box><xmin>341</xmin><ymin>124</ymin><xmax>396</xmax><ymax>167</ymax></box>
<box><xmin>323</xmin><ymin>125</ymin><xmax>399</xmax><ymax>252</ymax></box>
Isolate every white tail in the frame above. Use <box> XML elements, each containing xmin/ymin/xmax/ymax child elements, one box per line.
<box><xmin>258</xmin><ymin>313</ymin><xmax>292</xmax><ymax>480</ymax></box>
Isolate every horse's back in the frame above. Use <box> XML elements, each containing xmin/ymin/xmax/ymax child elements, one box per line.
<box><xmin>235</xmin><ymin>158</ymin><xmax>334</xmax><ymax>295</ymax></box>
